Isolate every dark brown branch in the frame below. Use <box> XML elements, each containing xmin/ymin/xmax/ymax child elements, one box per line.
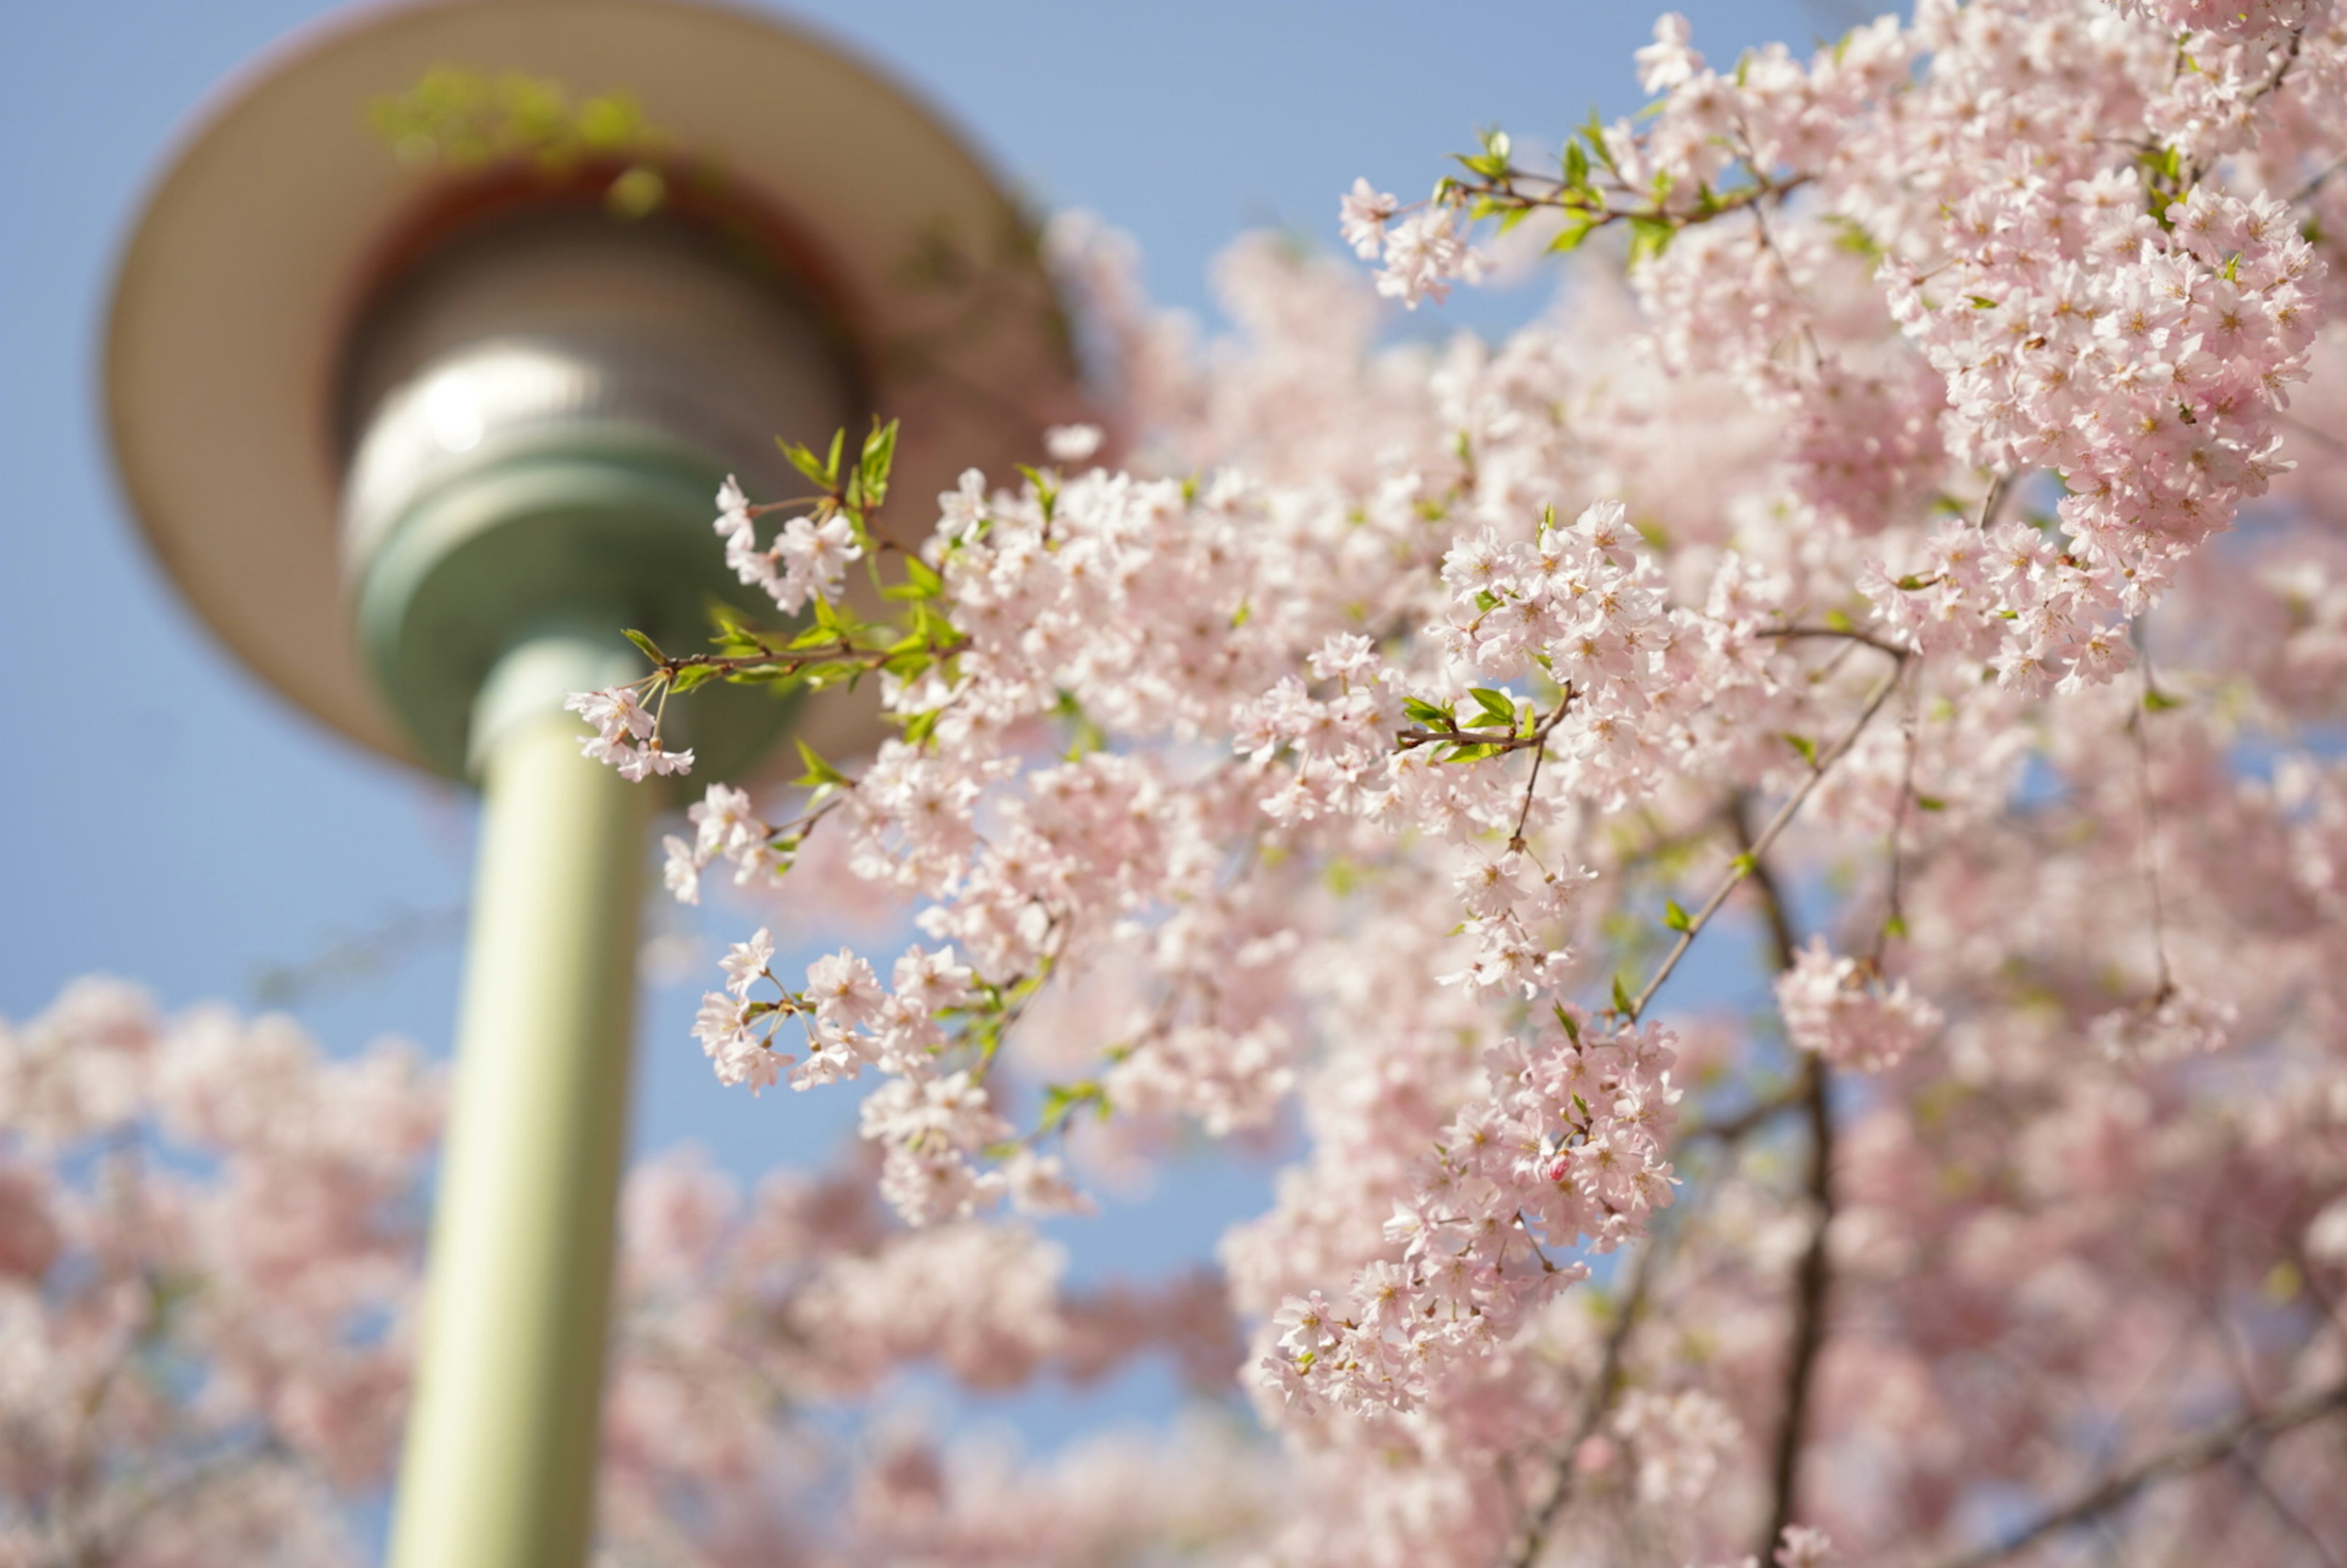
<box><xmin>1735</xmin><ymin>808</ymin><xmax>1834</xmax><ymax>1561</ymax></box>
<box><xmin>1926</xmin><ymin>1377</ymin><xmax>2347</xmax><ymax>1568</ymax></box>
<box><xmin>1738</xmin><ymin>805</ymin><xmax>1801</xmax><ymax>975</ymax></box>
<box><xmin>1499</xmin><ymin>1237</ymin><xmax>1665</xmax><ymax>1568</ymax></box>
<box><xmin>1755</xmin><ymin>1056</ymin><xmax>1835</xmax><ymax>1558</ymax></box>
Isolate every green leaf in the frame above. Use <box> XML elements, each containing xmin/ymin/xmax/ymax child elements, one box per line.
<box><xmin>1439</xmin><ymin>741</ymin><xmax>1504</xmax><ymax>763</ymax></box>
<box><xmin>1824</xmin><ymin>214</ymin><xmax>1883</xmax><ymax>257</ymax></box>
<box><xmin>1913</xmin><ymin>794</ymin><xmax>1947</xmax><ymax>812</ymax></box>
<box><xmin>1563</xmin><ymin>140</ymin><xmax>1590</xmax><ymax>191</ymax></box>
<box><xmin>668</xmin><ymin>663</ymin><xmax>720</xmax><ymax>694</ymax></box>
<box><xmin>1469</xmin><ymin>687</ymin><xmax>1518</xmax><ymax>728</ymax></box>
<box><xmin>1627</xmin><ymin>214</ymin><xmax>1674</xmax><ymax>265</ymax></box>
<box><xmin>884</xmin><ymin>554</ymin><xmax>945</xmax><ymax>601</ymax></box>
<box><xmin>623</xmin><ymin>628</ymin><xmax>664</xmax><ymax>663</ymax></box>
<box><xmin>1552</xmin><ymin>1002</ymin><xmax>1581</xmax><ymax>1044</ymax></box>
<box><xmin>1783</xmin><ymin>731</ymin><xmax>1820</xmax><ymax>768</ymax></box>
<box><xmin>787</xmin><ymin>623</ymin><xmax>839</xmax><ymax>651</ymax></box>
<box><xmin>2143</xmin><ymin>687</ymin><xmax>2184</xmax><ymax>712</ymax></box>
<box><xmin>1582</xmin><ymin>109</ymin><xmax>1618</xmax><ymax>176</ymax></box>
<box><xmin>1662</xmin><ymin>899</ymin><xmax>1692</xmax><ymax>933</ymax></box>
<box><xmin>793</xmin><ymin>737</ymin><xmax>851</xmax><ymax>788</ymax></box>
<box><xmin>1402</xmin><ymin>696</ymin><xmax>1455</xmax><ymax>730</ymax></box>
<box><xmin>778</xmin><ymin>438</ymin><xmax>830</xmax><ymax>488</ymax></box>
<box><xmin>1549</xmin><ymin>211</ymin><xmax>1601</xmax><ymax>252</ymax></box>
<box><xmin>1967</xmin><ymin>295</ymin><xmax>2000</xmax><ymax>309</ymax></box>
<box><xmin>1729</xmin><ymin>852</ymin><xmax>1757</xmax><ymax>877</ymax></box>
<box><xmin>1472</xmin><ymin>589</ymin><xmax>1502</xmax><ymax>612</ymax></box>
<box><xmin>824</xmin><ymin>428</ymin><xmax>846</xmax><ymax>488</ymax></box>
<box><xmin>1884</xmin><ymin>911</ymin><xmax>1910</xmax><ymax>940</ymax></box>
<box><xmin>1894</xmin><ymin>574</ymin><xmax>1931</xmax><ymax>592</ymax></box>
<box><xmin>860</xmin><ymin>418</ymin><xmax>900</xmax><ymax>505</ymax></box>
<box><xmin>1611</xmin><ymin>973</ymin><xmax>1634</xmax><ymax>1016</ymax></box>
<box><xmin>1038</xmin><ymin>1080</ymin><xmax>1104</xmax><ymax>1135</ymax></box>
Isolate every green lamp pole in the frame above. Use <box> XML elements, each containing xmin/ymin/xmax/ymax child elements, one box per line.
<box><xmin>103</xmin><ymin>4</ymin><xmax>1081</xmax><ymax>1564</ymax></box>
<box><xmin>395</xmin><ymin>661</ymin><xmax>647</xmax><ymax>1568</ymax></box>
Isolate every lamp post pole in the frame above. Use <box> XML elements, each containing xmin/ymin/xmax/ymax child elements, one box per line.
<box><xmin>390</xmin><ymin>634</ymin><xmax>648</xmax><ymax>1568</ymax></box>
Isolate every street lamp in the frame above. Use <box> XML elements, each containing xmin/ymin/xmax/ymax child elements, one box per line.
<box><xmin>104</xmin><ymin>3</ymin><xmax>1079</xmax><ymax>1564</ymax></box>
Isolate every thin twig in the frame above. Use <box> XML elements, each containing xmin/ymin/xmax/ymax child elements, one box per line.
<box><xmin>1977</xmin><ymin>471</ymin><xmax>2015</xmax><ymax>531</ymax></box>
<box><xmin>1925</xmin><ymin>1377</ymin><xmax>2347</xmax><ymax>1568</ymax></box>
<box><xmin>2249</xmin><ymin>25</ymin><xmax>2305</xmax><ymax>109</ymax></box>
<box><xmin>661</xmin><ymin>636</ymin><xmax>966</xmax><ymax>684</ymax></box>
<box><xmin>1755</xmin><ymin>624</ymin><xmax>1913</xmax><ymax>659</ymax></box>
<box><xmin>1499</xmin><ymin>1238</ymin><xmax>1666</xmax><ymax>1568</ymax></box>
<box><xmin>2233</xmin><ymin>1446</ymin><xmax>2346</xmax><ymax>1568</ymax></box>
<box><xmin>1681</xmin><ymin>1081</ymin><xmax>1810</xmax><ymax>1145</ymax></box>
<box><xmin>1871</xmin><ymin>658</ymin><xmax>1924</xmax><ymax>966</ymax></box>
<box><xmin>2129</xmin><ymin>653</ymin><xmax>2176</xmax><ymax>1003</ymax></box>
<box><xmin>2286</xmin><ymin>148</ymin><xmax>2347</xmax><ymax>207</ymax></box>
<box><xmin>1397</xmin><ymin>690</ymin><xmax>1576</xmax><ymax>760</ymax></box>
<box><xmin>1625</xmin><ymin>658</ymin><xmax>1906</xmax><ymax>1023</ymax></box>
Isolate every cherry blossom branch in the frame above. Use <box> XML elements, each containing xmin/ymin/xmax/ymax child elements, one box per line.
<box><xmin>1733</xmin><ymin>808</ymin><xmax>1837</xmax><ymax>1560</ymax></box>
<box><xmin>1755</xmin><ymin>623</ymin><xmax>1912</xmax><ymax>659</ymax></box>
<box><xmin>1498</xmin><ymin>1233</ymin><xmax>1666</xmax><ymax>1568</ymax></box>
<box><xmin>2180</xmin><ymin>26</ymin><xmax>2302</xmax><ymax>188</ymax></box>
<box><xmin>654</xmin><ymin>634</ymin><xmax>968</xmax><ymax>687</ymax></box>
<box><xmin>1925</xmin><ymin>1376</ymin><xmax>2347</xmax><ymax>1568</ymax></box>
<box><xmin>1623</xmin><ymin>657</ymin><xmax>1906</xmax><ymax>1024</ymax></box>
<box><xmin>1446</xmin><ymin>158</ymin><xmax>1812</xmax><ymax>254</ymax></box>
<box><xmin>1681</xmin><ymin>1079</ymin><xmax>1810</xmax><ymax>1145</ymax></box>
<box><xmin>2286</xmin><ymin>149</ymin><xmax>2347</xmax><ymax>207</ymax></box>
<box><xmin>2249</xmin><ymin>24</ymin><xmax>2306</xmax><ymax>110</ymax></box>
<box><xmin>1395</xmin><ymin>688</ymin><xmax>1576</xmax><ymax>759</ymax></box>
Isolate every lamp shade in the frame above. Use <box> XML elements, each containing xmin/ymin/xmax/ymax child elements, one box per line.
<box><xmin>107</xmin><ymin>0</ymin><xmax>1083</xmax><ymax>772</ymax></box>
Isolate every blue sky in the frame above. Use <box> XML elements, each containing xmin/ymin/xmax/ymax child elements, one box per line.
<box><xmin>1</xmin><ymin>0</ymin><xmax>1836</xmax><ymax>1460</ymax></box>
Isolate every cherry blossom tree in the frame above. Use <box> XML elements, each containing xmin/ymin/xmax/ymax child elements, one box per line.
<box><xmin>16</xmin><ymin>0</ymin><xmax>2347</xmax><ymax>1563</ymax></box>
